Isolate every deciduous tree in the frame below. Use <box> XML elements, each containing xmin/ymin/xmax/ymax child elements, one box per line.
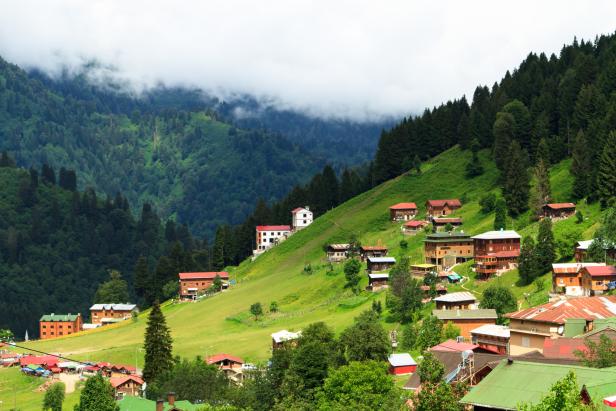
<box><xmin>42</xmin><ymin>382</ymin><xmax>65</xmax><ymax>411</ymax></box>
<box><xmin>74</xmin><ymin>374</ymin><xmax>119</xmax><ymax>411</ymax></box>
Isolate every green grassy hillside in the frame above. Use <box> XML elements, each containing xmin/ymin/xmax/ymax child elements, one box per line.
<box><xmin>0</xmin><ymin>146</ymin><xmax>605</xmax><ymax>405</ymax></box>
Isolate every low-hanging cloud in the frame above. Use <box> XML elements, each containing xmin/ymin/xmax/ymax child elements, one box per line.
<box><xmin>0</xmin><ymin>0</ymin><xmax>615</xmax><ymax>121</ymax></box>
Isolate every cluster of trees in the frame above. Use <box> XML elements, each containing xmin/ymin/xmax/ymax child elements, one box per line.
<box><xmin>518</xmin><ymin>218</ymin><xmax>557</xmax><ymax>284</ymax></box>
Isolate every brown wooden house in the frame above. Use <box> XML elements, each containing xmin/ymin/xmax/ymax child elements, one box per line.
<box><xmin>472</xmin><ymin>230</ymin><xmax>521</xmax><ymax>278</ymax></box>
<box><xmin>326</xmin><ymin>244</ymin><xmax>350</xmax><ymax>262</ymax></box>
<box><xmin>433</xmin><ymin>291</ymin><xmax>477</xmax><ymax>310</ymax></box>
<box><xmin>368</xmin><ymin>273</ymin><xmax>389</xmax><ymax>291</ymax></box>
<box><xmin>542</xmin><ymin>203</ymin><xmax>576</xmax><ymax>220</ymax></box>
<box><xmin>389</xmin><ymin>202</ymin><xmax>418</xmax><ymax>221</ymax></box>
<box><xmin>402</xmin><ymin>220</ymin><xmax>429</xmax><ymax>235</ymax></box>
<box><xmin>432</xmin><ymin>309</ymin><xmax>497</xmax><ymax>340</ymax></box>
<box><xmin>423</xmin><ymin>232</ymin><xmax>474</xmax><ymax>270</ymax></box>
<box><xmin>367</xmin><ymin>256</ymin><xmax>396</xmax><ymax>273</ymax></box>
<box><xmin>432</xmin><ymin>217</ymin><xmax>463</xmax><ymax>231</ymax></box>
<box><xmin>581</xmin><ymin>265</ymin><xmax>616</xmax><ymax>296</ymax></box>
<box><xmin>360</xmin><ymin>245</ymin><xmax>388</xmax><ymax>261</ymax></box>
<box><xmin>179</xmin><ymin>272</ymin><xmax>229</xmax><ymax>300</ymax></box>
<box><xmin>425</xmin><ymin>199</ymin><xmax>462</xmax><ymax>218</ymax></box>
<box><xmin>110</xmin><ymin>375</ymin><xmax>144</xmax><ymax>398</ymax></box>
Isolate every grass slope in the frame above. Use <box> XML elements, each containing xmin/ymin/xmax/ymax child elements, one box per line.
<box><xmin>0</xmin><ymin>146</ymin><xmax>605</xmax><ymax>404</ymax></box>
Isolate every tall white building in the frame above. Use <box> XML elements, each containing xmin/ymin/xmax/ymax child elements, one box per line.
<box><xmin>254</xmin><ymin>225</ymin><xmax>292</xmax><ymax>255</ymax></box>
<box><xmin>291</xmin><ymin>206</ymin><xmax>313</xmax><ymax>231</ymax></box>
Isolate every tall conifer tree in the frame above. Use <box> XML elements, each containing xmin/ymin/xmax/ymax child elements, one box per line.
<box><xmin>503</xmin><ymin>141</ymin><xmax>530</xmax><ymax>216</ymax></box>
<box><xmin>492</xmin><ymin>112</ymin><xmax>515</xmax><ymax>172</ymax></box>
<box><xmin>571</xmin><ymin>131</ymin><xmax>592</xmax><ymax>199</ymax></box>
<box><xmin>597</xmin><ymin>131</ymin><xmax>616</xmax><ymax>207</ymax></box>
<box><xmin>535</xmin><ymin>218</ymin><xmax>556</xmax><ymax>272</ymax></box>
<box><xmin>143</xmin><ymin>301</ymin><xmax>173</xmax><ymax>384</ymax></box>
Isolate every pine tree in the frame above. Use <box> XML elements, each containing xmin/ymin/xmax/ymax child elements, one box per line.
<box><xmin>535</xmin><ymin>137</ymin><xmax>550</xmax><ymax>165</ymax></box>
<box><xmin>503</xmin><ymin>99</ymin><xmax>532</xmax><ymax>150</ymax></box>
<box><xmin>494</xmin><ymin>198</ymin><xmax>507</xmax><ymax>230</ymax></box>
<box><xmin>134</xmin><ymin>256</ymin><xmax>152</xmax><ymax>303</ymax></box>
<box><xmin>519</xmin><ymin>236</ymin><xmax>538</xmax><ymax>285</ymax></box>
<box><xmin>597</xmin><ymin>131</ymin><xmax>616</xmax><ymax>207</ymax></box>
<box><xmin>571</xmin><ymin>130</ymin><xmax>592</xmax><ymax>199</ymax></box>
<box><xmin>503</xmin><ymin>141</ymin><xmax>530</xmax><ymax>216</ymax></box>
<box><xmin>142</xmin><ymin>301</ymin><xmax>173</xmax><ymax>384</ymax></box>
<box><xmin>41</xmin><ymin>164</ymin><xmax>56</xmax><ymax>185</ymax></box>
<box><xmin>465</xmin><ymin>138</ymin><xmax>484</xmax><ymax>178</ymax></box>
<box><xmin>492</xmin><ymin>112</ymin><xmax>515</xmax><ymax>172</ymax></box>
<box><xmin>456</xmin><ymin>112</ymin><xmax>470</xmax><ymax>149</ymax></box>
<box><xmin>74</xmin><ymin>374</ymin><xmax>119</xmax><ymax>411</ymax></box>
<box><xmin>212</xmin><ymin>226</ymin><xmax>226</xmax><ymax>271</ymax></box>
<box><xmin>529</xmin><ymin>159</ymin><xmax>552</xmax><ymax>219</ymax></box>
<box><xmin>412</xmin><ymin>154</ymin><xmax>422</xmax><ymax>174</ymax></box>
<box><xmin>535</xmin><ymin>218</ymin><xmax>556</xmax><ymax>272</ymax></box>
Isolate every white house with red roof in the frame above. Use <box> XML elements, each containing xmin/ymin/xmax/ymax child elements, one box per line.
<box><xmin>254</xmin><ymin>225</ymin><xmax>292</xmax><ymax>256</ymax></box>
<box><xmin>291</xmin><ymin>206</ymin><xmax>313</xmax><ymax>231</ymax></box>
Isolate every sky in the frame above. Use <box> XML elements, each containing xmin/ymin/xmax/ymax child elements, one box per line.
<box><xmin>0</xmin><ymin>1</ymin><xmax>615</xmax><ymax>121</ymax></box>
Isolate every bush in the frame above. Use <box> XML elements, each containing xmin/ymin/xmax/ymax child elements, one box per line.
<box><xmin>479</xmin><ymin>193</ymin><xmax>497</xmax><ymax>213</ymax></box>
<box><xmin>399</xmin><ymin>239</ymin><xmax>408</xmax><ymax>249</ymax></box>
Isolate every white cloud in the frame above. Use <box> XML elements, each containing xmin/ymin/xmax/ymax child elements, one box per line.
<box><xmin>0</xmin><ymin>0</ymin><xmax>614</xmax><ymax>121</ymax></box>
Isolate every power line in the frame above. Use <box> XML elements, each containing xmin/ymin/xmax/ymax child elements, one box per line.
<box><xmin>0</xmin><ymin>339</ymin><xmax>94</xmax><ymax>367</ymax></box>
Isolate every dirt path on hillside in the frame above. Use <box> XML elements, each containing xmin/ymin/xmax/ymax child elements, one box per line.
<box><xmin>57</xmin><ymin>373</ymin><xmax>80</xmax><ymax>393</ymax></box>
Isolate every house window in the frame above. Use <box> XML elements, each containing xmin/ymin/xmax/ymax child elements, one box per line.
<box><xmin>522</xmin><ymin>336</ymin><xmax>530</xmax><ymax>347</ymax></box>
<box><xmin>303</xmin><ymin>220</ymin><xmax>307</xmax><ymax>224</ymax></box>
<box><xmin>303</xmin><ymin>214</ymin><xmax>307</xmax><ymax>218</ymax></box>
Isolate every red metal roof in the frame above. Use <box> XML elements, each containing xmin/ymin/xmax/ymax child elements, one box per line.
<box><xmin>427</xmin><ymin>199</ymin><xmax>462</xmax><ymax>208</ymax></box>
<box><xmin>179</xmin><ymin>272</ymin><xmax>229</xmax><ymax>280</ymax></box>
<box><xmin>543</xmin><ymin>338</ymin><xmax>587</xmax><ymax>360</ymax></box>
<box><xmin>291</xmin><ymin>207</ymin><xmax>309</xmax><ymax>214</ymax></box>
<box><xmin>206</xmin><ymin>353</ymin><xmax>244</xmax><ymax>365</ymax></box>
<box><xmin>19</xmin><ymin>355</ymin><xmax>58</xmax><ymax>367</ymax></box>
<box><xmin>430</xmin><ymin>339</ymin><xmax>479</xmax><ymax>352</ymax></box>
<box><xmin>110</xmin><ymin>375</ymin><xmax>144</xmax><ymax>388</ymax></box>
<box><xmin>256</xmin><ymin>225</ymin><xmax>291</xmax><ymax>231</ymax></box>
<box><xmin>390</xmin><ymin>202</ymin><xmax>417</xmax><ymax>210</ymax></box>
<box><xmin>505</xmin><ymin>296</ymin><xmax>616</xmax><ymax>324</ymax></box>
<box><xmin>545</xmin><ymin>203</ymin><xmax>576</xmax><ymax>210</ymax></box>
<box><xmin>583</xmin><ymin>266</ymin><xmax>616</xmax><ymax>277</ymax></box>
<box><xmin>432</xmin><ymin>217</ymin><xmax>463</xmax><ymax>223</ymax></box>
<box><xmin>404</xmin><ymin>220</ymin><xmax>429</xmax><ymax>227</ymax></box>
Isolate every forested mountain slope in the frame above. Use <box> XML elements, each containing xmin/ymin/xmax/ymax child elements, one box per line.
<box><xmin>0</xmin><ymin>57</ymin><xmax>324</xmax><ymax>237</ymax></box>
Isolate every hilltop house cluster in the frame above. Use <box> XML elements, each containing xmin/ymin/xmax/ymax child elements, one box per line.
<box><xmin>252</xmin><ymin>206</ymin><xmax>313</xmax><ymax>257</ymax></box>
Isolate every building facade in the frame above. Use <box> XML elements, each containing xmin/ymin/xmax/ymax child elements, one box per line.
<box><xmin>472</xmin><ymin>230</ymin><xmax>521</xmax><ymax>278</ymax></box>
<box><xmin>326</xmin><ymin>244</ymin><xmax>350</xmax><ymax>262</ymax></box>
<box><xmin>432</xmin><ymin>309</ymin><xmax>498</xmax><ymax>340</ymax></box>
<box><xmin>39</xmin><ymin>313</ymin><xmax>82</xmax><ymax>340</ymax></box>
<box><xmin>424</xmin><ymin>232</ymin><xmax>474</xmax><ymax>271</ymax></box>
<box><xmin>367</xmin><ymin>256</ymin><xmax>396</xmax><ymax>273</ymax></box>
<box><xmin>470</xmin><ymin>324</ymin><xmax>510</xmax><ymax>355</ymax></box>
<box><xmin>389</xmin><ymin>202</ymin><xmax>418</xmax><ymax>221</ymax></box>
<box><xmin>291</xmin><ymin>207</ymin><xmax>313</xmax><ymax>231</ymax></box>
<box><xmin>581</xmin><ymin>265</ymin><xmax>616</xmax><ymax>296</ymax></box>
<box><xmin>425</xmin><ymin>199</ymin><xmax>462</xmax><ymax>218</ymax></box>
<box><xmin>179</xmin><ymin>272</ymin><xmax>229</xmax><ymax>299</ymax></box>
<box><xmin>359</xmin><ymin>245</ymin><xmax>388</xmax><ymax>261</ymax></box>
<box><xmin>89</xmin><ymin>304</ymin><xmax>137</xmax><ymax>325</ymax></box>
<box><xmin>434</xmin><ymin>292</ymin><xmax>477</xmax><ymax>310</ymax></box>
<box><xmin>402</xmin><ymin>220</ymin><xmax>429</xmax><ymax>235</ymax></box>
<box><xmin>432</xmin><ymin>217</ymin><xmax>463</xmax><ymax>231</ymax></box>
<box><xmin>254</xmin><ymin>225</ymin><xmax>292</xmax><ymax>254</ymax></box>
<box><xmin>552</xmin><ymin>263</ymin><xmax>606</xmax><ymax>296</ymax></box>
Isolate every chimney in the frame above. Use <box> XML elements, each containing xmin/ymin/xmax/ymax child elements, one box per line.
<box><xmin>156</xmin><ymin>399</ymin><xmax>164</xmax><ymax>411</ymax></box>
<box><xmin>305</xmin><ymin>206</ymin><xmax>309</xmax><ymax>211</ymax></box>
<box><xmin>167</xmin><ymin>392</ymin><xmax>176</xmax><ymax>406</ymax></box>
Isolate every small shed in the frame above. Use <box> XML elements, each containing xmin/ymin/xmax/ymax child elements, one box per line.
<box><xmin>367</xmin><ymin>256</ymin><xmax>396</xmax><ymax>273</ymax></box>
<box><xmin>388</xmin><ymin>353</ymin><xmax>417</xmax><ymax>375</ymax></box>
<box><xmin>543</xmin><ymin>203</ymin><xmax>576</xmax><ymax>220</ymax></box>
<box><xmin>360</xmin><ymin>245</ymin><xmax>388</xmax><ymax>260</ymax></box>
<box><xmin>368</xmin><ymin>273</ymin><xmax>389</xmax><ymax>291</ymax></box>
<box><xmin>402</xmin><ymin>220</ymin><xmax>429</xmax><ymax>235</ymax></box>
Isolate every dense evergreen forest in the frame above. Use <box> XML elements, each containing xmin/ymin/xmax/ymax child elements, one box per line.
<box><xmin>0</xmin><ymin>156</ymin><xmax>210</xmax><ymax>337</ymax></box>
<box><xmin>0</xmin><ymin>57</ymin><xmax>325</xmax><ymax>237</ymax></box>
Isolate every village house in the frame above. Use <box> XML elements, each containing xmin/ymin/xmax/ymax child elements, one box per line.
<box><xmin>423</xmin><ymin>232</ymin><xmax>474</xmax><ymax>271</ymax></box>
<box><xmin>117</xmin><ymin>393</ymin><xmax>201</xmax><ymax>411</ymax></box>
<box><xmin>542</xmin><ymin>324</ymin><xmax>616</xmax><ymax>360</ymax></box>
<box><xmin>432</xmin><ymin>309</ymin><xmax>498</xmax><ymax>340</ymax></box>
<box><xmin>581</xmin><ymin>265</ymin><xmax>616</xmax><ymax>296</ymax></box>
<box><xmin>402</xmin><ymin>220</ymin><xmax>429</xmax><ymax>235</ymax></box>
<box><xmin>472</xmin><ymin>230</ymin><xmax>521</xmax><ymax>278</ymax></box>
<box><xmin>367</xmin><ymin>273</ymin><xmax>389</xmax><ymax>291</ymax></box>
<box><xmin>552</xmin><ymin>263</ymin><xmax>606</xmax><ymax>296</ymax></box>
<box><xmin>419</xmin><ymin>284</ymin><xmax>447</xmax><ymax>299</ymax></box>
<box><xmin>388</xmin><ymin>353</ymin><xmax>417</xmax><ymax>375</ymax></box>
<box><xmin>425</xmin><ymin>199</ymin><xmax>462</xmax><ymax>218</ymax></box>
<box><xmin>389</xmin><ymin>202</ymin><xmax>418</xmax><ymax>221</ymax></box>
<box><xmin>432</xmin><ymin>217</ymin><xmax>463</xmax><ymax>231</ymax></box>
<box><xmin>367</xmin><ymin>256</ymin><xmax>396</xmax><ymax>273</ymax></box>
<box><xmin>178</xmin><ymin>272</ymin><xmax>229</xmax><ymax>300</ymax></box>
<box><xmin>326</xmin><ymin>244</ymin><xmax>350</xmax><ymax>262</ymax></box>
<box><xmin>505</xmin><ymin>296</ymin><xmax>616</xmax><ymax>355</ymax></box>
<box><xmin>542</xmin><ymin>202</ymin><xmax>576</xmax><ymax>220</ymax></box>
<box><xmin>207</xmin><ymin>353</ymin><xmax>244</xmax><ymax>383</ymax></box>
<box><xmin>89</xmin><ymin>304</ymin><xmax>137</xmax><ymax>325</ymax></box>
<box><xmin>291</xmin><ymin>207</ymin><xmax>313</xmax><ymax>231</ymax></box>
<box><xmin>410</xmin><ymin>263</ymin><xmax>437</xmax><ymax>279</ymax></box>
<box><xmin>272</xmin><ymin>330</ymin><xmax>301</xmax><ymax>349</ymax></box>
<box><xmin>39</xmin><ymin>313</ymin><xmax>82</xmax><ymax>340</ymax></box>
<box><xmin>470</xmin><ymin>324</ymin><xmax>510</xmax><ymax>355</ymax></box>
<box><xmin>574</xmin><ymin>239</ymin><xmax>616</xmax><ymax>262</ymax></box>
<box><xmin>359</xmin><ymin>245</ymin><xmax>388</xmax><ymax>260</ymax></box>
<box><xmin>111</xmin><ymin>374</ymin><xmax>144</xmax><ymax>398</ymax></box>
<box><xmin>433</xmin><ymin>291</ymin><xmax>477</xmax><ymax>310</ymax></box>
<box><xmin>254</xmin><ymin>225</ymin><xmax>292</xmax><ymax>255</ymax></box>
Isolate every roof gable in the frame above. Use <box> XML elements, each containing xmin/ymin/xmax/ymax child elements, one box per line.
<box><xmin>389</xmin><ymin>202</ymin><xmax>417</xmax><ymax>210</ymax></box>
<box><xmin>178</xmin><ymin>272</ymin><xmax>229</xmax><ymax>280</ymax></box>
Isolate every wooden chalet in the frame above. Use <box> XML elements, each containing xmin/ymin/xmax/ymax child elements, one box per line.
<box><xmin>432</xmin><ymin>217</ymin><xmax>463</xmax><ymax>231</ymax></box>
<box><xmin>581</xmin><ymin>265</ymin><xmax>616</xmax><ymax>296</ymax></box>
<box><xmin>470</xmin><ymin>324</ymin><xmax>510</xmax><ymax>355</ymax></box>
<box><xmin>207</xmin><ymin>353</ymin><xmax>244</xmax><ymax>382</ymax></box>
<box><xmin>110</xmin><ymin>374</ymin><xmax>144</xmax><ymax>398</ymax></box>
<box><xmin>425</xmin><ymin>199</ymin><xmax>462</xmax><ymax>218</ymax></box>
<box><xmin>367</xmin><ymin>256</ymin><xmax>396</xmax><ymax>273</ymax></box>
<box><xmin>402</xmin><ymin>220</ymin><xmax>429</xmax><ymax>235</ymax></box>
<box><xmin>424</xmin><ymin>232</ymin><xmax>474</xmax><ymax>271</ymax></box>
<box><xmin>367</xmin><ymin>273</ymin><xmax>389</xmax><ymax>291</ymax></box>
<box><xmin>272</xmin><ymin>330</ymin><xmax>301</xmax><ymax>349</ymax></box>
<box><xmin>542</xmin><ymin>202</ymin><xmax>576</xmax><ymax>220</ymax></box>
<box><xmin>433</xmin><ymin>291</ymin><xmax>477</xmax><ymax>310</ymax></box>
<box><xmin>90</xmin><ymin>304</ymin><xmax>137</xmax><ymax>325</ymax></box>
<box><xmin>389</xmin><ymin>202</ymin><xmax>418</xmax><ymax>221</ymax></box>
<box><xmin>552</xmin><ymin>263</ymin><xmax>606</xmax><ymax>296</ymax></box>
<box><xmin>326</xmin><ymin>244</ymin><xmax>350</xmax><ymax>262</ymax></box>
<box><xmin>432</xmin><ymin>309</ymin><xmax>498</xmax><ymax>340</ymax></box>
<box><xmin>472</xmin><ymin>230</ymin><xmax>521</xmax><ymax>278</ymax></box>
<box><xmin>359</xmin><ymin>245</ymin><xmax>388</xmax><ymax>260</ymax></box>
<box><xmin>575</xmin><ymin>239</ymin><xmax>616</xmax><ymax>262</ymax></box>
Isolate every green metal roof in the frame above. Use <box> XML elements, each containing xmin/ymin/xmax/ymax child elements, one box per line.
<box><xmin>564</xmin><ymin>318</ymin><xmax>586</xmax><ymax>337</ymax></box>
<box><xmin>593</xmin><ymin>318</ymin><xmax>616</xmax><ymax>332</ymax></box>
<box><xmin>461</xmin><ymin>360</ymin><xmax>616</xmax><ymax>410</ymax></box>
<box><xmin>424</xmin><ymin>233</ymin><xmax>472</xmax><ymax>243</ymax></box>
<box><xmin>117</xmin><ymin>396</ymin><xmax>201</xmax><ymax>411</ymax></box>
<box><xmin>39</xmin><ymin>313</ymin><xmax>80</xmax><ymax>322</ymax></box>
<box><xmin>432</xmin><ymin>309</ymin><xmax>497</xmax><ymax>320</ymax></box>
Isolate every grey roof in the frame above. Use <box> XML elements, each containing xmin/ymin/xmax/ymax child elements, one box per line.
<box><xmin>388</xmin><ymin>353</ymin><xmax>416</xmax><ymax>367</ymax></box>
<box><xmin>434</xmin><ymin>292</ymin><xmax>477</xmax><ymax>303</ymax></box>
<box><xmin>471</xmin><ymin>230</ymin><xmax>521</xmax><ymax>240</ymax></box>
<box><xmin>367</xmin><ymin>257</ymin><xmax>396</xmax><ymax>263</ymax></box>
<box><xmin>89</xmin><ymin>304</ymin><xmax>137</xmax><ymax>311</ymax></box>
<box><xmin>433</xmin><ymin>309</ymin><xmax>498</xmax><ymax>320</ymax></box>
<box><xmin>368</xmin><ymin>273</ymin><xmax>389</xmax><ymax>279</ymax></box>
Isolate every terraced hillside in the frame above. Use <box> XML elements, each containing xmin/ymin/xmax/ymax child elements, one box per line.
<box><xmin>1</xmin><ymin>146</ymin><xmax>604</xmax><ymax>407</ymax></box>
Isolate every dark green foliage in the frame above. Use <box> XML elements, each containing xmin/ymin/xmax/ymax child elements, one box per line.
<box><xmin>576</xmin><ymin>211</ymin><xmax>584</xmax><ymax>224</ymax></box>
<box><xmin>371</xmin><ymin>300</ymin><xmax>382</xmax><ymax>316</ymax></box>
<box><xmin>479</xmin><ymin>193</ymin><xmax>497</xmax><ymax>214</ymax></box>
<box><xmin>387</xmin><ymin>258</ymin><xmax>423</xmax><ymax>323</ymax></box>
<box><xmin>586</xmin><ymin>239</ymin><xmax>607</xmax><ymax>263</ymax></box>
<box><xmin>93</xmin><ymin>270</ymin><xmax>130</xmax><ymax>304</ymax></box>
<box><xmin>519</xmin><ymin>236</ymin><xmax>540</xmax><ymax>285</ymax></box>
<box><xmin>42</xmin><ymin>382</ymin><xmax>65</xmax><ymax>411</ymax></box>
<box><xmin>269</xmin><ymin>301</ymin><xmax>279</xmax><ymax>313</ymax></box>
<box><xmin>401</xmin><ymin>323</ymin><xmax>417</xmax><ymax>351</ymax></box>
<box><xmin>481</xmin><ymin>284</ymin><xmax>517</xmax><ymax>324</ymax></box>
<box><xmin>493</xmin><ymin>112</ymin><xmax>515</xmax><ymax>172</ymax></box>
<box><xmin>0</xmin><ymin>329</ymin><xmax>13</xmax><ymax>341</ymax></box>
<box><xmin>535</xmin><ymin>218</ymin><xmax>556</xmax><ymax>272</ymax></box>
<box><xmin>418</xmin><ymin>352</ymin><xmax>445</xmax><ymax>384</ymax></box>
<box><xmin>530</xmin><ymin>159</ymin><xmax>552</xmax><ymax>219</ymax></box>
<box><xmin>146</xmin><ymin>357</ymin><xmax>229</xmax><ymax>402</ymax></box>
<box><xmin>503</xmin><ymin>140</ymin><xmax>530</xmax><ymax>216</ymax></box>
<box><xmin>416</xmin><ymin>316</ymin><xmax>444</xmax><ymax>352</ymax></box>
<box><xmin>339</xmin><ymin>311</ymin><xmax>390</xmax><ymax>362</ymax></box>
<box><xmin>412</xmin><ymin>381</ymin><xmax>467</xmax><ymax>411</ymax></box>
<box><xmin>502</xmin><ymin>100</ymin><xmax>532</xmax><ymax>150</ymax></box>
<box><xmin>74</xmin><ymin>374</ymin><xmax>119</xmax><ymax>411</ymax></box>
<box><xmin>250</xmin><ymin>302</ymin><xmax>263</xmax><ymax>320</ymax></box>
<box><xmin>571</xmin><ymin>131</ymin><xmax>592</xmax><ymax>199</ymax></box>
<box><xmin>575</xmin><ymin>334</ymin><xmax>616</xmax><ymax>368</ymax></box>
<box><xmin>143</xmin><ymin>301</ymin><xmax>174</xmax><ymax>384</ymax></box>
<box><xmin>598</xmin><ymin>131</ymin><xmax>616</xmax><ymax>207</ymax></box>
<box><xmin>493</xmin><ymin>198</ymin><xmax>507</xmax><ymax>230</ymax></box>
<box><xmin>343</xmin><ymin>258</ymin><xmax>362</xmax><ymax>294</ymax></box>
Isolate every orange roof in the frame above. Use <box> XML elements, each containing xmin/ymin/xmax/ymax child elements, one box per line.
<box><xmin>109</xmin><ymin>375</ymin><xmax>144</xmax><ymax>388</ymax></box>
<box><xmin>545</xmin><ymin>203</ymin><xmax>576</xmax><ymax>210</ymax></box>
<box><xmin>427</xmin><ymin>199</ymin><xmax>462</xmax><ymax>208</ymax></box>
<box><xmin>390</xmin><ymin>202</ymin><xmax>417</xmax><ymax>210</ymax></box>
<box><xmin>583</xmin><ymin>266</ymin><xmax>616</xmax><ymax>277</ymax></box>
<box><xmin>404</xmin><ymin>220</ymin><xmax>429</xmax><ymax>227</ymax></box>
<box><xmin>431</xmin><ymin>339</ymin><xmax>479</xmax><ymax>352</ymax></box>
<box><xmin>206</xmin><ymin>353</ymin><xmax>244</xmax><ymax>365</ymax></box>
<box><xmin>256</xmin><ymin>225</ymin><xmax>291</xmax><ymax>231</ymax></box>
<box><xmin>505</xmin><ymin>296</ymin><xmax>616</xmax><ymax>324</ymax></box>
<box><xmin>179</xmin><ymin>272</ymin><xmax>229</xmax><ymax>280</ymax></box>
